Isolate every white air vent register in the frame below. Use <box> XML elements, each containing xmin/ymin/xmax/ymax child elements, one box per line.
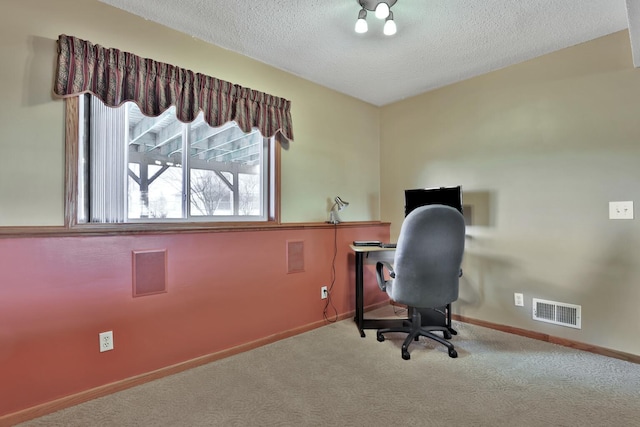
<box><xmin>532</xmin><ymin>298</ymin><xmax>581</xmax><ymax>329</ymax></box>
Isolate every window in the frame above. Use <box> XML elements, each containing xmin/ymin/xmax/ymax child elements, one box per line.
<box><xmin>57</xmin><ymin>35</ymin><xmax>291</xmax><ymax>229</ymax></box>
<box><xmin>71</xmin><ymin>95</ymin><xmax>277</xmax><ymax>225</ymax></box>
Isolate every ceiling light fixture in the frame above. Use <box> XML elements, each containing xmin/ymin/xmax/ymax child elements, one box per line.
<box><xmin>354</xmin><ymin>0</ymin><xmax>398</xmax><ymax>36</ymax></box>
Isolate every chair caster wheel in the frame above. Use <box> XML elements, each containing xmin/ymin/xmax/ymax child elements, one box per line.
<box><xmin>402</xmin><ymin>351</ymin><xmax>411</xmax><ymax>360</ymax></box>
<box><xmin>444</xmin><ymin>331</ymin><xmax>452</xmax><ymax>340</ymax></box>
<box><xmin>377</xmin><ymin>333</ymin><xmax>385</xmax><ymax>342</ymax></box>
<box><xmin>448</xmin><ymin>349</ymin><xmax>458</xmax><ymax>358</ymax></box>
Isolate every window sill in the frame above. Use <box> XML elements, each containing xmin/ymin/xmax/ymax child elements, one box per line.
<box><xmin>0</xmin><ymin>221</ymin><xmax>389</xmax><ymax>239</ymax></box>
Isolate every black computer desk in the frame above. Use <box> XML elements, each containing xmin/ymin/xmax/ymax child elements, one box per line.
<box><xmin>350</xmin><ymin>244</ymin><xmax>456</xmax><ymax>338</ymax></box>
<box><xmin>350</xmin><ymin>245</ymin><xmax>405</xmax><ymax>337</ymax></box>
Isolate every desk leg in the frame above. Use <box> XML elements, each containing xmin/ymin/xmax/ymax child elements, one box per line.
<box><xmin>354</xmin><ymin>251</ymin><xmax>366</xmax><ymax>337</ymax></box>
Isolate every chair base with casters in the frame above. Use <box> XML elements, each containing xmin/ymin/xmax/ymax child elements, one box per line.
<box><xmin>377</xmin><ymin>307</ymin><xmax>458</xmax><ymax>360</ymax></box>
<box><xmin>416</xmin><ymin>304</ymin><xmax>457</xmax><ymax>339</ymax></box>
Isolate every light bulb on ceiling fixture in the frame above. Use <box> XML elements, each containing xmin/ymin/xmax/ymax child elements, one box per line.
<box><xmin>355</xmin><ymin>8</ymin><xmax>368</xmax><ymax>33</ymax></box>
<box><xmin>375</xmin><ymin>2</ymin><xmax>390</xmax><ymax>19</ymax></box>
<box><xmin>383</xmin><ymin>11</ymin><xmax>397</xmax><ymax>36</ymax></box>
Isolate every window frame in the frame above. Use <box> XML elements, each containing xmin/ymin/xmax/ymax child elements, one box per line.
<box><xmin>64</xmin><ymin>96</ymin><xmax>281</xmax><ymax>231</ymax></box>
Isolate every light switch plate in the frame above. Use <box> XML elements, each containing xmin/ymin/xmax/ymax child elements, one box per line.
<box><xmin>609</xmin><ymin>201</ymin><xmax>634</xmax><ymax>220</ymax></box>
<box><xmin>514</xmin><ymin>293</ymin><xmax>524</xmax><ymax>307</ymax></box>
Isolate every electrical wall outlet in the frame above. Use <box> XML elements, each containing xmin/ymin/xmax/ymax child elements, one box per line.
<box><xmin>609</xmin><ymin>201</ymin><xmax>634</xmax><ymax>219</ymax></box>
<box><xmin>321</xmin><ymin>286</ymin><xmax>328</xmax><ymax>300</ymax></box>
<box><xmin>514</xmin><ymin>293</ymin><xmax>524</xmax><ymax>307</ymax></box>
<box><xmin>99</xmin><ymin>331</ymin><xmax>114</xmax><ymax>352</ymax></box>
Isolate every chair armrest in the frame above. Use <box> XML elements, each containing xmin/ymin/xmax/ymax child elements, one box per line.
<box><xmin>376</xmin><ymin>261</ymin><xmax>395</xmax><ymax>292</ymax></box>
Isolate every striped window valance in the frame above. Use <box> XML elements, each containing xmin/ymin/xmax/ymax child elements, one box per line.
<box><xmin>54</xmin><ymin>34</ymin><xmax>294</xmax><ymax>141</ymax></box>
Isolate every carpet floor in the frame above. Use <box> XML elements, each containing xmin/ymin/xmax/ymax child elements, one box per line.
<box><xmin>19</xmin><ymin>307</ymin><xmax>640</xmax><ymax>426</ymax></box>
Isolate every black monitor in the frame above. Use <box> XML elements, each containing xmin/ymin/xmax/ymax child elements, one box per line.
<box><xmin>404</xmin><ymin>186</ymin><xmax>462</xmax><ymax>216</ymax></box>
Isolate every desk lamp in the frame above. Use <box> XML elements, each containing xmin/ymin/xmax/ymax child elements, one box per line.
<box><xmin>328</xmin><ymin>196</ymin><xmax>349</xmax><ymax>224</ymax></box>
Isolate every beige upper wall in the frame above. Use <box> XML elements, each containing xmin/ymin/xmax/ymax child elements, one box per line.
<box><xmin>0</xmin><ymin>0</ymin><xmax>380</xmax><ymax>225</ymax></box>
<box><xmin>381</xmin><ymin>30</ymin><xmax>640</xmax><ymax>235</ymax></box>
<box><xmin>380</xmin><ymin>30</ymin><xmax>640</xmax><ymax>355</ymax></box>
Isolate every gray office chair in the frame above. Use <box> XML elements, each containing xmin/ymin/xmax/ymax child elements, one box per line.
<box><xmin>376</xmin><ymin>204</ymin><xmax>465</xmax><ymax>360</ymax></box>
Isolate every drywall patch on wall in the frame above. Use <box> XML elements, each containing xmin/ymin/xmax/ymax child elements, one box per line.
<box><xmin>132</xmin><ymin>249</ymin><xmax>168</xmax><ymax>297</ymax></box>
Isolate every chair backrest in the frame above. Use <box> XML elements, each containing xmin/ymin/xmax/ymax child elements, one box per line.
<box><xmin>389</xmin><ymin>204</ymin><xmax>465</xmax><ymax>308</ymax></box>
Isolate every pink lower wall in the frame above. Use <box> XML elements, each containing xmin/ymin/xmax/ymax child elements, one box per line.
<box><xmin>0</xmin><ymin>224</ymin><xmax>389</xmax><ymax>417</ymax></box>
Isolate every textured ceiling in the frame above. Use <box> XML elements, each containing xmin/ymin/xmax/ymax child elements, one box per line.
<box><xmin>98</xmin><ymin>0</ymin><xmax>632</xmax><ymax>106</ymax></box>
